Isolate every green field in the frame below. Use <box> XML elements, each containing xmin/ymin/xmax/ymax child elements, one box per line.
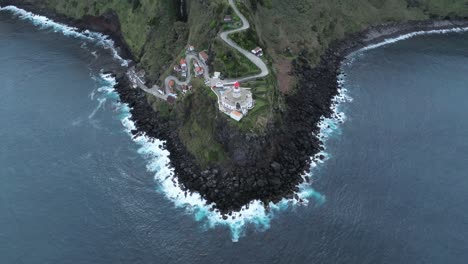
<box><xmin>34</xmin><ymin>0</ymin><xmax>468</xmax><ymax>167</ymax></box>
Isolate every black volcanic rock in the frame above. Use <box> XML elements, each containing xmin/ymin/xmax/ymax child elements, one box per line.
<box><xmin>4</xmin><ymin>0</ymin><xmax>468</xmax><ymax>214</ymax></box>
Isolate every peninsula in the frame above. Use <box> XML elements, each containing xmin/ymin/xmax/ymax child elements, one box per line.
<box><xmin>3</xmin><ymin>0</ymin><xmax>467</xmax><ymax>214</ymax></box>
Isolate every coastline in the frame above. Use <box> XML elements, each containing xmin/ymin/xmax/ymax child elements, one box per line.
<box><xmin>112</xmin><ymin>18</ymin><xmax>468</xmax><ymax>215</ymax></box>
<box><xmin>2</xmin><ymin>1</ymin><xmax>468</xmax><ymax>215</ymax></box>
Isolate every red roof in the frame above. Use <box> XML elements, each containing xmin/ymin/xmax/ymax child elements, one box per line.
<box><xmin>231</xmin><ymin>111</ymin><xmax>242</xmax><ymax>117</ymax></box>
<box><xmin>168</xmin><ymin>80</ymin><xmax>175</xmax><ymax>87</ymax></box>
<box><xmin>234</xmin><ymin>81</ymin><xmax>240</xmax><ymax>88</ymax></box>
<box><xmin>180</xmin><ymin>59</ymin><xmax>186</xmax><ymax>65</ymax></box>
<box><xmin>199</xmin><ymin>51</ymin><xmax>209</xmax><ymax>61</ymax></box>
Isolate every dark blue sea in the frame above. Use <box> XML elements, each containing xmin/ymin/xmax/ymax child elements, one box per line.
<box><xmin>1</xmin><ymin>7</ymin><xmax>468</xmax><ymax>264</ymax></box>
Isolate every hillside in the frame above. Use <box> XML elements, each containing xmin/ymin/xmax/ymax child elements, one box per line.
<box><xmin>15</xmin><ymin>0</ymin><xmax>229</xmax><ymax>82</ymax></box>
<box><xmin>8</xmin><ymin>0</ymin><xmax>467</xmax><ymax>166</ymax></box>
<box><xmin>235</xmin><ymin>0</ymin><xmax>468</xmax><ymax>92</ymax></box>
<box><xmin>3</xmin><ymin>0</ymin><xmax>467</xmax><ymax>212</ymax></box>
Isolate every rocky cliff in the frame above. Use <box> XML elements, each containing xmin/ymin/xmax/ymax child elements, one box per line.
<box><xmin>2</xmin><ymin>0</ymin><xmax>467</xmax><ymax>213</ymax></box>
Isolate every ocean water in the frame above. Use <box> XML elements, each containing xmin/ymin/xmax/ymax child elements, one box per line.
<box><xmin>1</xmin><ymin>7</ymin><xmax>468</xmax><ymax>264</ymax></box>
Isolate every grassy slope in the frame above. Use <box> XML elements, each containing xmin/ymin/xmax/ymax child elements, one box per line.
<box><xmin>35</xmin><ymin>0</ymin><xmax>468</xmax><ymax>167</ymax></box>
<box><xmin>42</xmin><ymin>0</ymin><xmax>229</xmax><ymax>82</ymax></box>
<box><xmin>251</xmin><ymin>0</ymin><xmax>468</xmax><ymax>65</ymax></box>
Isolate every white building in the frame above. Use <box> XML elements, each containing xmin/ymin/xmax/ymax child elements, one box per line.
<box><xmin>220</xmin><ymin>82</ymin><xmax>254</xmax><ymax>115</ymax></box>
<box><xmin>251</xmin><ymin>47</ymin><xmax>263</xmax><ymax>57</ymax></box>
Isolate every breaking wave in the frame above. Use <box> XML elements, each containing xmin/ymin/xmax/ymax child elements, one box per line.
<box><xmin>88</xmin><ymin>25</ymin><xmax>468</xmax><ymax>241</ymax></box>
<box><xmin>6</xmin><ymin>3</ymin><xmax>467</xmax><ymax>242</ymax></box>
<box><xmin>0</xmin><ymin>3</ymin><xmax>348</xmax><ymax>242</ymax></box>
<box><xmin>360</xmin><ymin>26</ymin><xmax>468</xmax><ymax>52</ymax></box>
<box><xmin>0</xmin><ymin>4</ymin><xmax>348</xmax><ymax>242</ymax></box>
<box><xmin>94</xmin><ymin>72</ymin><xmax>349</xmax><ymax>242</ymax></box>
<box><xmin>0</xmin><ymin>5</ymin><xmax>129</xmax><ymax>66</ymax></box>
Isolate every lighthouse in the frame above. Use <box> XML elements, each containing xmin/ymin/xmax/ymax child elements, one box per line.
<box><xmin>233</xmin><ymin>81</ymin><xmax>241</xmax><ymax>98</ymax></box>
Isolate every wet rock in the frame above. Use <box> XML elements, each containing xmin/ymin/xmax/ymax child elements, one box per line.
<box><xmin>15</xmin><ymin>1</ymin><xmax>465</xmax><ymax>214</ymax></box>
<box><xmin>271</xmin><ymin>162</ymin><xmax>281</xmax><ymax>172</ymax></box>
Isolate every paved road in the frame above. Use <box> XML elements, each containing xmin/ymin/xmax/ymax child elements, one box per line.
<box><xmin>163</xmin><ymin>54</ymin><xmax>209</xmax><ymax>94</ymax></box>
<box><xmin>221</xmin><ymin>0</ymin><xmax>269</xmax><ymax>83</ymax></box>
<box><xmin>130</xmin><ymin>0</ymin><xmax>269</xmax><ymax>101</ymax></box>
<box><xmin>127</xmin><ymin>69</ymin><xmax>167</xmax><ymax>100</ymax></box>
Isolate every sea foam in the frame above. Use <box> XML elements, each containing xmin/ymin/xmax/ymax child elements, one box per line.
<box><xmin>6</xmin><ymin>4</ymin><xmax>466</xmax><ymax>242</ymax></box>
<box><xmin>0</xmin><ymin>4</ymin><xmax>351</xmax><ymax>242</ymax></box>
<box><xmin>84</xmin><ymin>25</ymin><xmax>468</xmax><ymax>241</ymax></box>
<box><xmin>360</xmin><ymin>26</ymin><xmax>468</xmax><ymax>52</ymax></box>
<box><xmin>0</xmin><ymin>5</ymin><xmax>129</xmax><ymax>66</ymax></box>
<box><xmin>98</xmin><ymin>72</ymin><xmax>351</xmax><ymax>242</ymax></box>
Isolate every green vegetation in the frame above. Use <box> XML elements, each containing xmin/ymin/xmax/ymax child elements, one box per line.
<box><xmin>250</xmin><ymin>0</ymin><xmax>468</xmax><ymax>67</ymax></box>
<box><xmin>174</xmin><ymin>79</ymin><xmax>227</xmax><ymax>166</ymax></box>
<box><xmin>230</xmin><ymin>28</ymin><xmax>260</xmax><ymax>52</ymax></box>
<box><xmin>147</xmin><ymin>93</ymin><xmax>170</xmax><ymax>118</ymax></box>
<box><xmin>147</xmin><ymin>79</ymin><xmax>226</xmax><ymax>166</ymax></box>
<box><xmin>211</xmin><ymin>39</ymin><xmax>261</xmax><ymax>79</ymax></box>
<box><xmin>222</xmin><ymin>6</ymin><xmax>242</xmax><ymax>30</ymax></box>
<box><xmin>40</xmin><ymin>0</ymin><xmax>226</xmax><ymax>82</ymax></box>
<box><xmin>235</xmin><ymin>66</ymin><xmax>284</xmax><ymax>132</ymax></box>
<box><xmin>33</xmin><ymin>0</ymin><xmax>468</xmax><ymax>168</ymax></box>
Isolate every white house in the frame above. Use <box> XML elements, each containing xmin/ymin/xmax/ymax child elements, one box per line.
<box><xmin>251</xmin><ymin>47</ymin><xmax>263</xmax><ymax>57</ymax></box>
<box><xmin>220</xmin><ymin>82</ymin><xmax>254</xmax><ymax>115</ymax></box>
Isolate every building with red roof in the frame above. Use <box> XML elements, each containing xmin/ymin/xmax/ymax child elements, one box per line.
<box><xmin>199</xmin><ymin>51</ymin><xmax>209</xmax><ymax>64</ymax></box>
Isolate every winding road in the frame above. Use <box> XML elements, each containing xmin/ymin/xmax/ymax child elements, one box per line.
<box><xmin>222</xmin><ymin>0</ymin><xmax>269</xmax><ymax>83</ymax></box>
<box><xmin>128</xmin><ymin>0</ymin><xmax>269</xmax><ymax>100</ymax></box>
<box><xmin>164</xmin><ymin>54</ymin><xmax>209</xmax><ymax>94</ymax></box>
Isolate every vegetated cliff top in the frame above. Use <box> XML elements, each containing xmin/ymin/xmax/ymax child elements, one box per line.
<box><xmin>11</xmin><ymin>0</ymin><xmax>467</xmax><ymax>169</ymax></box>
<box><xmin>11</xmin><ymin>0</ymin><xmax>468</xmax><ymax>82</ymax></box>
<box><xmin>249</xmin><ymin>0</ymin><xmax>467</xmax><ymax>65</ymax></box>
<box><xmin>21</xmin><ymin>0</ymin><xmax>468</xmax><ymax>86</ymax></box>
<box><xmin>26</xmin><ymin>0</ymin><xmax>228</xmax><ymax>82</ymax></box>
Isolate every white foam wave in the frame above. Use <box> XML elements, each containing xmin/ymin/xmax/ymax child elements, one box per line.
<box><xmin>359</xmin><ymin>26</ymin><xmax>468</xmax><ymax>52</ymax></box>
<box><xmin>0</xmin><ymin>5</ymin><xmax>129</xmax><ymax>66</ymax></box>
<box><xmin>88</xmin><ymin>72</ymin><xmax>333</xmax><ymax>242</ymax></box>
<box><xmin>88</xmin><ymin>97</ymin><xmax>106</xmax><ymax>119</ymax></box>
<box><xmin>11</xmin><ymin>2</ymin><xmax>466</xmax><ymax>241</ymax></box>
<box><xmin>0</xmin><ymin>3</ymin><xmax>346</xmax><ymax>242</ymax></box>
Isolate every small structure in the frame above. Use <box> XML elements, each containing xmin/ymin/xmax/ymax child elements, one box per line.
<box><xmin>180</xmin><ymin>58</ymin><xmax>187</xmax><ymax>71</ymax></box>
<box><xmin>221</xmin><ymin>81</ymin><xmax>254</xmax><ymax>117</ymax></box>
<box><xmin>199</xmin><ymin>51</ymin><xmax>209</xmax><ymax>64</ymax></box>
<box><xmin>213</xmin><ymin>72</ymin><xmax>221</xmax><ymax>79</ymax></box>
<box><xmin>168</xmin><ymin>80</ymin><xmax>177</xmax><ymax>96</ymax></box>
<box><xmin>215</xmin><ymin>82</ymin><xmax>224</xmax><ymax>88</ymax></box>
<box><xmin>187</xmin><ymin>45</ymin><xmax>195</xmax><ymax>52</ymax></box>
<box><xmin>224</xmin><ymin>15</ymin><xmax>233</xmax><ymax>23</ymax></box>
<box><xmin>251</xmin><ymin>47</ymin><xmax>263</xmax><ymax>57</ymax></box>
<box><xmin>195</xmin><ymin>66</ymin><xmax>204</xmax><ymax>76</ymax></box>
<box><xmin>168</xmin><ymin>88</ymin><xmax>177</xmax><ymax>97</ymax></box>
<box><xmin>229</xmin><ymin>111</ymin><xmax>243</xmax><ymax>122</ymax></box>
<box><xmin>157</xmin><ymin>87</ymin><xmax>165</xmax><ymax>95</ymax></box>
<box><xmin>174</xmin><ymin>65</ymin><xmax>181</xmax><ymax>72</ymax></box>
<box><xmin>181</xmin><ymin>84</ymin><xmax>188</xmax><ymax>93</ymax></box>
<box><xmin>168</xmin><ymin>80</ymin><xmax>175</xmax><ymax>88</ymax></box>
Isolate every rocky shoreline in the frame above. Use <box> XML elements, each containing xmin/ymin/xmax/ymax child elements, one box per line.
<box><xmin>3</xmin><ymin>1</ymin><xmax>467</xmax><ymax>214</ymax></box>
<box><xmin>112</xmin><ymin>19</ymin><xmax>468</xmax><ymax>215</ymax></box>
